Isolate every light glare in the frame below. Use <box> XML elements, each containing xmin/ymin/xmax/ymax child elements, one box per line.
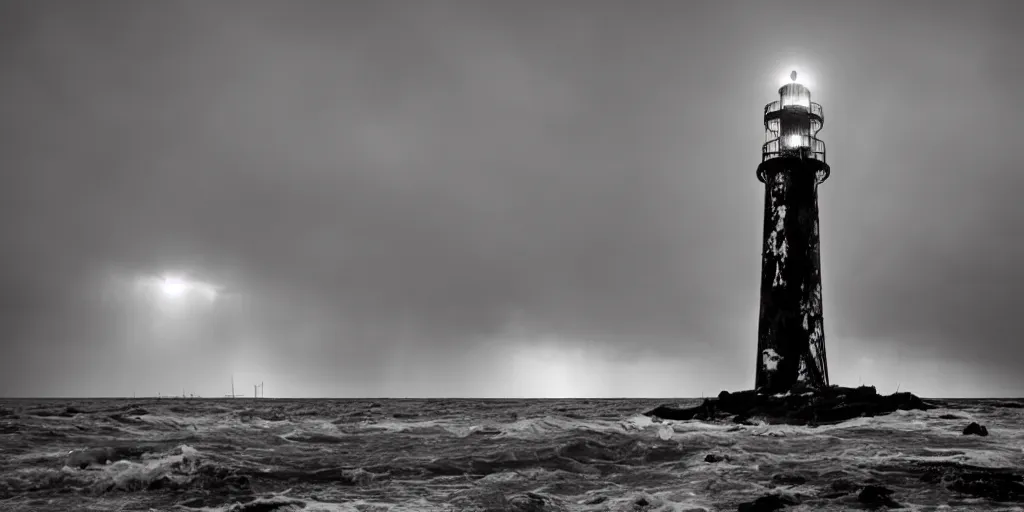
<box><xmin>778</xmin><ymin>66</ymin><xmax>815</xmax><ymax>89</ymax></box>
<box><xmin>145</xmin><ymin>274</ymin><xmax>219</xmax><ymax>303</ymax></box>
<box><xmin>159</xmin><ymin>276</ymin><xmax>188</xmax><ymax>298</ymax></box>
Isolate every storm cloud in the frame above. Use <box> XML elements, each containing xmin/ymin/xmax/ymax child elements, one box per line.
<box><xmin>0</xmin><ymin>0</ymin><xmax>1021</xmax><ymax>398</ymax></box>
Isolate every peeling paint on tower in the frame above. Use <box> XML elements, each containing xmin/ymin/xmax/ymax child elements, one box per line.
<box><xmin>754</xmin><ymin>73</ymin><xmax>831</xmax><ymax>394</ymax></box>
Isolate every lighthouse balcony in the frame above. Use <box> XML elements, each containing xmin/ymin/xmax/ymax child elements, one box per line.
<box><xmin>764</xmin><ymin>100</ymin><xmax>823</xmax><ymax>123</ymax></box>
<box><xmin>762</xmin><ymin>136</ymin><xmax>826</xmax><ymax>164</ymax></box>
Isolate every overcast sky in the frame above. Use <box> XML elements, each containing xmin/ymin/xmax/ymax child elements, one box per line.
<box><xmin>1</xmin><ymin>0</ymin><xmax>1021</xmax><ymax>398</ymax></box>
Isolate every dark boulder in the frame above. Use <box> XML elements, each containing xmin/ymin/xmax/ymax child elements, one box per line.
<box><xmin>737</xmin><ymin>494</ymin><xmax>799</xmax><ymax>511</ymax></box>
<box><xmin>704</xmin><ymin>454</ymin><xmax>727</xmax><ymax>463</ymax></box>
<box><xmin>858</xmin><ymin>485</ymin><xmax>902</xmax><ymax>508</ymax></box>
<box><xmin>962</xmin><ymin>422</ymin><xmax>989</xmax><ymax>436</ymax></box>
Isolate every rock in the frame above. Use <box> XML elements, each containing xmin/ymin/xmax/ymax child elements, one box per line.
<box><xmin>858</xmin><ymin>485</ymin><xmax>902</xmax><ymax>508</ymax></box>
<box><xmin>962</xmin><ymin>422</ymin><xmax>989</xmax><ymax>436</ymax></box>
<box><xmin>737</xmin><ymin>494</ymin><xmax>799</xmax><ymax>511</ymax></box>
<box><xmin>938</xmin><ymin>414</ymin><xmax>964</xmax><ymax>420</ymax></box>
<box><xmin>66</xmin><ymin>447</ymin><xmax>118</xmax><ymax>469</ymax></box>
<box><xmin>645</xmin><ymin>403</ymin><xmax>720</xmax><ymax>421</ymax></box>
<box><xmin>646</xmin><ymin>385</ymin><xmax>935</xmax><ymax>426</ymax></box>
<box><xmin>705</xmin><ymin>454</ymin><xmax>727</xmax><ymax>463</ymax></box>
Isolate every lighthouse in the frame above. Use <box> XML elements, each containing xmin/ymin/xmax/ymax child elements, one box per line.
<box><xmin>754</xmin><ymin>71</ymin><xmax>830</xmax><ymax>394</ymax></box>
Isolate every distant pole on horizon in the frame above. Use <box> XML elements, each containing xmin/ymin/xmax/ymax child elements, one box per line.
<box><xmin>231</xmin><ymin>375</ymin><xmax>235</xmax><ymax>398</ymax></box>
<box><xmin>754</xmin><ymin>70</ymin><xmax>831</xmax><ymax>394</ymax></box>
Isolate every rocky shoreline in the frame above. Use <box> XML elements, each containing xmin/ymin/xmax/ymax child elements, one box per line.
<box><xmin>645</xmin><ymin>385</ymin><xmax>938</xmax><ymax>425</ymax></box>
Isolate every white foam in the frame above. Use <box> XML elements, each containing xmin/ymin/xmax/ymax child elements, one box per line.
<box><xmin>94</xmin><ymin>445</ymin><xmax>201</xmax><ymax>492</ymax></box>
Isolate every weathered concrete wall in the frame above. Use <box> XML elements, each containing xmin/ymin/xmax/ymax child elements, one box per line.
<box><xmin>755</xmin><ymin>163</ymin><xmax>829</xmax><ymax>394</ymax></box>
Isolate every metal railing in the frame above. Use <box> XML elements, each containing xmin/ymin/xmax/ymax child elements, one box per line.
<box><xmin>764</xmin><ymin>100</ymin><xmax>824</xmax><ymax>119</ymax></box>
<box><xmin>761</xmin><ymin>136</ymin><xmax>826</xmax><ymax>163</ymax></box>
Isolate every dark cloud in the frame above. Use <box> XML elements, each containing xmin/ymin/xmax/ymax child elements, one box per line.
<box><xmin>0</xmin><ymin>0</ymin><xmax>1021</xmax><ymax>397</ymax></box>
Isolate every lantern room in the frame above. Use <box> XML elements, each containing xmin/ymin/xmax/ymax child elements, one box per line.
<box><xmin>760</xmin><ymin>71</ymin><xmax>826</xmax><ymax>173</ymax></box>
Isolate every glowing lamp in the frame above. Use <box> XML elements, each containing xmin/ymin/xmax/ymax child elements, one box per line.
<box><xmin>779</xmin><ymin>71</ymin><xmax>811</xmax><ymax>109</ymax></box>
<box><xmin>783</xmin><ymin>134</ymin><xmax>807</xmax><ymax>149</ymax></box>
<box><xmin>759</xmin><ymin>70</ymin><xmax>826</xmax><ymax>167</ymax></box>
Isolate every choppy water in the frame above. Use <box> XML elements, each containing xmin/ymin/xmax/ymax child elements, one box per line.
<box><xmin>0</xmin><ymin>397</ymin><xmax>1021</xmax><ymax>511</ymax></box>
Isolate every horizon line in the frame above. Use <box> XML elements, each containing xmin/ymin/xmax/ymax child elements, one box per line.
<box><xmin>2</xmin><ymin>395</ymin><xmax>1022</xmax><ymax>401</ymax></box>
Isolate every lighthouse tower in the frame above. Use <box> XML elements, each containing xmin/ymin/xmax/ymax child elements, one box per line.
<box><xmin>755</xmin><ymin>71</ymin><xmax>830</xmax><ymax>394</ymax></box>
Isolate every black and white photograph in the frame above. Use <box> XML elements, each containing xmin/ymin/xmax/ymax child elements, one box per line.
<box><xmin>0</xmin><ymin>1</ymin><xmax>1021</xmax><ymax>510</ymax></box>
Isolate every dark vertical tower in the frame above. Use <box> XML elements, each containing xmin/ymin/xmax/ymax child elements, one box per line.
<box><xmin>755</xmin><ymin>71</ymin><xmax>830</xmax><ymax>394</ymax></box>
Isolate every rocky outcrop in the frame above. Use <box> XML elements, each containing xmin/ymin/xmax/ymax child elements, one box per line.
<box><xmin>962</xmin><ymin>422</ymin><xmax>989</xmax><ymax>436</ymax></box>
<box><xmin>645</xmin><ymin>386</ymin><xmax>936</xmax><ymax>426</ymax></box>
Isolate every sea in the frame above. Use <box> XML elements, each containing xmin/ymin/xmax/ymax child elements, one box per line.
<box><xmin>0</xmin><ymin>397</ymin><xmax>1021</xmax><ymax>511</ymax></box>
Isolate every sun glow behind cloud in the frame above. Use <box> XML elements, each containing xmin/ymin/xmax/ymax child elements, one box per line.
<box><xmin>138</xmin><ymin>274</ymin><xmax>219</xmax><ymax>303</ymax></box>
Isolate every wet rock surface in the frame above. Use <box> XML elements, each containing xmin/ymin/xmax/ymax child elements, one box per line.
<box><xmin>962</xmin><ymin>422</ymin><xmax>989</xmax><ymax>436</ymax></box>
<box><xmin>704</xmin><ymin>453</ymin><xmax>727</xmax><ymax>463</ymax></box>
<box><xmin>858</xmin><ymin>484</ymin><xmax>902</xmax><ymax>508</ymax></box>
<box><xmin>737</xmin><ymin>494</ymin><xmax>799</xmax><ymax>511</ymax></box>
<box><xmin>645</xmin><ymin>386</ymin><xmax>936</xmax><ymax>425</ymax></box>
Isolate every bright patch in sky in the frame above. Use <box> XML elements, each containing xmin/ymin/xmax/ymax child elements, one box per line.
<box><xmin>159</xmin><ymin>276</ymin><xmax>188</xmax><ymax>298</ymax></box>
<box><xmin>138</xmin><ymin>274</ymin><xmax>219</xmax><ymax>303</ymax></box>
